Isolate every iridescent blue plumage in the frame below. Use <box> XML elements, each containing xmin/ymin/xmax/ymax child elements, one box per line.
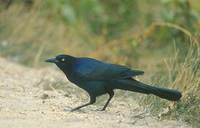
<box><xmin>73</xmin><ymin>57</ymin><xmax>144</xmax><ymax>81</ymax></box>
<box><xmin>46</xmin><ymin>54</ymin><xmax>182</xmax><ymax>111</ymax></box>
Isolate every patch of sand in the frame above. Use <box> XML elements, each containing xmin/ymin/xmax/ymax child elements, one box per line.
<box><xmin>0</xmin><ymin>58</ymin><xmax>190</xmax><ymax>128</ymax></box>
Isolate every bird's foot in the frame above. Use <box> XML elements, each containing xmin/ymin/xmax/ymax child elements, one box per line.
<box><xmin>96</xmin><ymin>108</ymin><xmax>106</xmax><ymax>111</ymax></box>
<box><xmin>63</xmin><ymin>106</ymin><xmax>79</xmax><ymax>112</ymax></box>
<box><xmin>63</xmin><ymin>107</ymin><xmax>72</xmax><ymax>112</ymax></box>
<box><xmin>70</xmin><ymin>108</ymin><xmax>78</xmax><ymax>112</ymax></box>
<box><xmin>69</xmin><ymin>108</ymin><xmax>86</xmax><ymax>113</ymax></box>
<box><xmin>64</xmin><ymin>108</ymin><xmax>83</xmax><ymax>112</ymax></box>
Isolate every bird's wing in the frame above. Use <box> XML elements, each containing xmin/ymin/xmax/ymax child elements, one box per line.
<box><xmin>108</xmin><ymin>64</ymin><xmax>144</xmax><ymax>78</ymax></box>
<box><xmin>73</xmin><ymin>58</ymin><xmax>144</xmax><ymax>80</ymax></box>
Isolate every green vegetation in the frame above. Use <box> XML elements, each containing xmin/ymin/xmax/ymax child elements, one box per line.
<box><xmin>0</xmin><ymin>0</ymin><xmax>199</xmax><ymax>127</ymax></box>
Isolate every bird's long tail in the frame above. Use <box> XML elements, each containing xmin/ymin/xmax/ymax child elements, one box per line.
<box><xmin>113</xmin><ymin>79</ymin><xmax>182</xmax><ymax>101</ymax></box>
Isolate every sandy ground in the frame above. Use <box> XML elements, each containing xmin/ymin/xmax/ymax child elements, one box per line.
<box><xmin>0</xmin><ymin>58</ymin><xmax>190</xmax><ymax>128</ymax></box>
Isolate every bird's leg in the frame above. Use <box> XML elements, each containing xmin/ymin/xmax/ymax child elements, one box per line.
<box><xmin>70</xmin><ymin>96</ymin><xmax>96</xmax><ymax>112</ymax></box>
<box><xmin>101</xmin><ymin>90</ymin><xmax>114</xmax><ymax>111</ymax></box>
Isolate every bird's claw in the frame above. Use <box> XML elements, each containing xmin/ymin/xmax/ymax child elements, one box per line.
<box><xmin>96</xmin><ymin>108</ymin><xmax>106</xmax><ymax>111</ymax></box>
<box><xmin>70</xmin><ymin>108</ymin><xmax>77</xmax><ymax>112</ymax></box>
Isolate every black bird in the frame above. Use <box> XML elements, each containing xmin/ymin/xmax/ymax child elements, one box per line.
<box><xmin>46</xmin><ymin>54</ymin><xmax>182</xmax><ymax>111</ymax></box>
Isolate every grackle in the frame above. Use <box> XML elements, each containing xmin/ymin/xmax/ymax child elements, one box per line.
<box><xmin>46</xmin><ymin>54</ymin><xmax>182</xmax><ymax>111</ymax></box>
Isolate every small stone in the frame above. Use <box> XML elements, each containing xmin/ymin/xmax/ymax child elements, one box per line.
<box><xmin>41</xmin><ymin>93</ymin><xmax>49</xmax><ymax>99</ymax></box>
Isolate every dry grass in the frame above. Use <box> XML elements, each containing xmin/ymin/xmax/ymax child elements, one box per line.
<box><xmin>141</xmin><ymin>42</ymin><xmax>200</xmax><ymax>127</ymax></box>
<box><xmin>0</xmin><ymin>1</ymin><xmax>94</xmax><ymax>66</ymax></box>
<box><xmin>0</xmin><ymin>1</ymin><xmax>200</xmax><ymax>127</ymax></box>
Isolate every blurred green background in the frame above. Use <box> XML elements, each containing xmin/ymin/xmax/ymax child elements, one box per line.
<box><xmin>0</xmin><ymin>0</ymin><xmax>199</xmax><ymax>127</ymax></box>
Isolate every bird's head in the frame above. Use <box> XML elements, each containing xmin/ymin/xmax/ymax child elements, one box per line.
<box><xmin>45</xmin><ymin>54</ymin><xmax>76</xmax><ymax>71</ymax></box>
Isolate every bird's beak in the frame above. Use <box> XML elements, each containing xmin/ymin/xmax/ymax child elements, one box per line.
<box><xmin>45</xmin><ymin>57</ymin><xmax>58</xmax><ymax>63</ymax></box>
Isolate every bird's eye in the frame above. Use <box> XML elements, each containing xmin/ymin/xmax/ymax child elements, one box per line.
<box><xmin>61</xmin><ymin>58</ymin><xmax>65</xmax><ymax>62</ymax></box>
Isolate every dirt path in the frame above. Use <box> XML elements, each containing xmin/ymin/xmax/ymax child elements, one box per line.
<box><xmin>0</xmin><ymin>58</ymin><xmax>190</xmax><ymax>128</ymax></box>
